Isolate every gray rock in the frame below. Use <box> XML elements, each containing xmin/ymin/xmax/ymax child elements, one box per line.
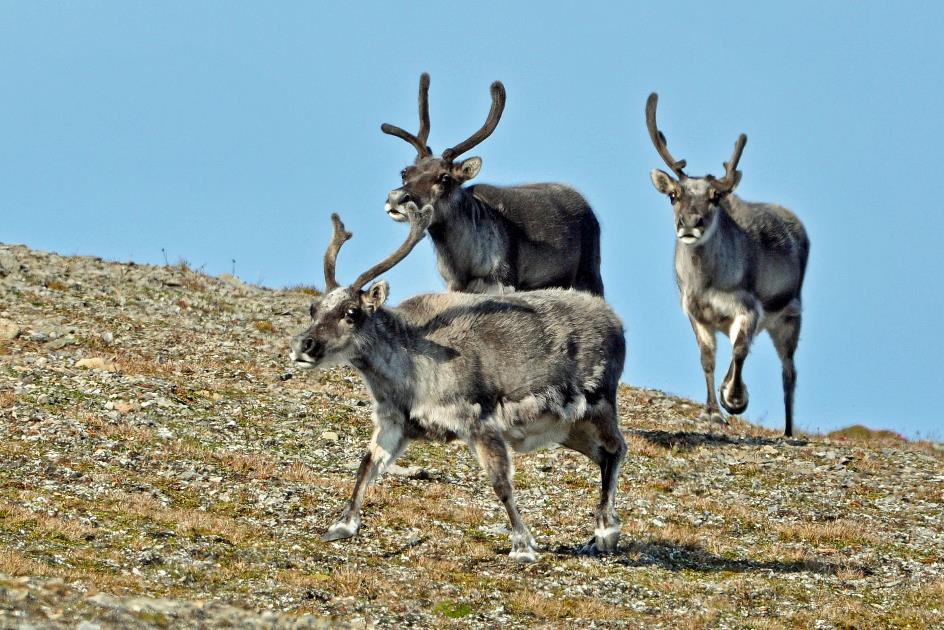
<box><xmin>0</xmin><ymin>318</ymin><xmax>20</xmax><ymax>340</ymax></box>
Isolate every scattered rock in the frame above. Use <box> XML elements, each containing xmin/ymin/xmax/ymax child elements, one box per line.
<box><xmin>321</xmin><ymin>431</ymin><xmax>340</xmax><ymax>442</ymax></box>
<box><xmin>0</xmin><ymin>318</ymin><xmax>20</xmax><ymax>340</ymax></box>
<box><xmin>44</xmin><ymin>335</ymin><xmax>76</xmax><ymax>350</ymax></box>
<box><xmin>75</xmin><ymin>357</ymin><xmax>117</xmax><ymax>371</ymax></box>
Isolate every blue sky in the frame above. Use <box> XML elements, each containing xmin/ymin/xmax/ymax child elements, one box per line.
<box><xmin>2</xmin><ymin>2</ymin><xmax>942</xmax><ymax>438</ymax></box>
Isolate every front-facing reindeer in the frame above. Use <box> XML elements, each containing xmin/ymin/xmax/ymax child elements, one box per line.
<box><xmin>646</xmin><ymin>93</ymin><xmax>810</xmax><ymax>437</ymax></box>
<box><xmin>382</xmin><ymin>73</ymin><xmax>604</xmax><ymax>295</ymax></box>
<box><xmin>291</xmin><ymin>207</ymin><xmax>627</xmax><ymax>562</ymax></box>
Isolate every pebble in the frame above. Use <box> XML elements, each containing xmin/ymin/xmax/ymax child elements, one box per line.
<box><xmin>0</xmin><ymin>318</ymin><xmax>20</xmax><ymax>340</ymax></box>
<box><xmin>75</xmin><ymin>357</ymin><xmax>117</xmax><ymax>371</ymax></box>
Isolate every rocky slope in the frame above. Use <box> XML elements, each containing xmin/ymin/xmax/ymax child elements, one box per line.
<box><xmin>0</xmin><ymin>242</ymin><xmax>941</xmax><ymax>629</ymax></box>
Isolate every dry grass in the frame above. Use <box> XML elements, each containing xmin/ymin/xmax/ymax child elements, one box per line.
<box><xmin>214</xmin><ymin>450</ymin><xmax>276</xmax><ymax>480</ymax></box>
<box><xmin>105</xmin><ymin>490</ymin><xmax>260</xmax><ymax>546</ymax></box>
<box><xmin>0</xmin><ymin>501</ymin><xmax>96</xmax><ymax>543</ymax></box>
<box><xmin>285</xmin><ymin>285</ymin><xmax>321</xmax><ymax>297</ymax></box>
<box><xmin>43</xmin><ymin>279</ymin><xmax>69</xmax><ymax>292</ymax></box>
<box><xmin>78</xmin><ymin>411</ymin><xmax>155</xmax><ymax>443</ymax></box>
<box><xmin>507</xmin><ymin>590</ymin><xmax>631</xmax><ymax>622</ymax></box>
<box><xmin>0</xmin><ymin>548</ymin><xmax>52</xmax><ymax>576</ymax></box>
<box><xmin>775</xmin><ymin>519</ymin><xmax>879</xmax><ymax>547</ymax></box>
<box><xmin>253</xmin><ymin>320</ymin><xmax>276</xmax><ymax>334</ymax></box>
<box><xmin>828</xmin><ymin>424</ymin><xmax>906</xmax><ymax>444</ymax></box>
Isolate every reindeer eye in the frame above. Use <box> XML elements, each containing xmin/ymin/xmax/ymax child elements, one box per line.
<box><xmin>400</xmin><ymin>169</ymin><xmax>408</xmax><ymax>180</ymax></box>
<box><xmin>343</xmin><ymin>306</ymin><xmax>360</xmax><ymax>322</ymax></box>
<box><xmin>438</xmin><ymin>173</ymin><xmax>452</xmax><ymax>184</ymax></box>
<box><xmin>668</xmin><ymin>192</ymin><xmax>678</xmax><ymax>203</ymax></box>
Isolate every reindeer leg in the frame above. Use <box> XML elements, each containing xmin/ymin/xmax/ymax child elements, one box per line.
<box><xmin>471</xmin><ymin>429</ymin><xmax>538</xmax><ymax>563</ymax></box>
<box><xmin>769</xmin><ymin>305</ymin><xmax>801</xmax><ymax>437</ymax></box>
<box><xmin>563</xmin><ymin>401</ymin><xmax>626</xmax><ymax>555</ymax></box>
<box><xmin>720</xmin><ymin>305</ymin><xmax>759</xmax><ymax>416</ymax></box>
<box><xmin>323</xmin><ymin>419</ymin><xmax>408</xmax><ymax>542</ymax></box>
<box><xmin>689</xmin><ymin>316</ymin><xmax>724</xmax><ymax>424</ymax></box>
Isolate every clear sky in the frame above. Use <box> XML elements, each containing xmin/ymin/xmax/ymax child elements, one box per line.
<box><xmin>2</xmin><ymin>2</ymin><xmax>942</xmax><ymax>438</ymax></box>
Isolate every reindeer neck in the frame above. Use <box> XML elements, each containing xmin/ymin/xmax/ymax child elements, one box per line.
<box><xmin>429</xmin><ymin>186</ymin><xmax>499</xmax><ymax>233</ymax></box>
<box><xmin>426</xmin><ymin>187</ymin><xmax>509</xmax><ymax>289</ymax></box>
<box><xmin>348</xmin><ymin>308</ymin><xmax>416</xmax><ymax>401</ymax></box>
<box><xmin>674</xmin><ymin>200</ymin><xmax>742</xmax><ymax>285</ymax></box>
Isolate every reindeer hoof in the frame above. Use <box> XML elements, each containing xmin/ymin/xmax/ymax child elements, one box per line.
<box><xmin>509</xmin><ymin>534</ymin><xmax>539</xmax><ymax>563</ymax></box>
<box><xmin>581</xmin><ymin>525</ymin><xmax>620</xmax><ymax>555</ymax></box>
<box><xmin>321</xmin><ymin>521</ymin><xmax>358</xmax><ymax>542</ymax></box>
<box><xmin>698</xmin><ymin>409</ymin><xmax>727</xmax><ymax>425</ymax></box>
<box><xmin>719</xmin><ymin>384</ymin><xmax>748</xmax><ymax>415</ymax></box>
<box><xmin>595</xmin><ymin>525</ymin><xmax>620</xmax><ymax>553</ymax></box>
<box><xmin>509</xmin><ymin>548</ymin><xmax>539</xmax><ymax>563</ymax></box>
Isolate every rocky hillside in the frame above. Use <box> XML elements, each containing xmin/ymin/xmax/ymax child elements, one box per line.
<box><xmin>0</xmin><ymin>242</ymin><xmax>941</xmax><ymax>629</ymax></box>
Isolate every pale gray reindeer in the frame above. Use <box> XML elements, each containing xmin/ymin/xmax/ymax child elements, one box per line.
<box><xmin>382</xmin><ymin>73</ymin><xmax>604</xmax><ymax>295</ymax></box>
<box><xmin>290</xmin><ymin>207</ymin><xmax>626</xmax><ymax>562</ymax></box>
<box><xmin>646</xmin><ymin>93</ymin><xmax>809</xmax><ymax>437</ymax></box>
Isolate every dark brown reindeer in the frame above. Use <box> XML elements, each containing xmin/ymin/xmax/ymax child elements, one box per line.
<box><xmin>383</xmin><ymin>73</ymin><xmax>604</xmax><ymax>295</ymax></box>
<box><xmin>646</xmin><ymin>93</ymin><xmax>810</xmax><ymax>437</ymax></box>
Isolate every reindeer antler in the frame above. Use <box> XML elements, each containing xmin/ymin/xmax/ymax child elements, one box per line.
<box><xmin>709</xmin><ymin>134</ymin><xmax>747</xmax><ymax>193</ymax></box>
<box><xmin>351</xmin><ymin>205</ymin><xmax>432</xmax><ymax>291</ymax></box>
<box><xmin>441</xmin><ymin>80</ymin><xmax>506</xmax><ymax>162</ymax></box>
<box><xmin>324</xmin><ymin>214</ymin><xmax>353</xmax><ymax>292</ymax></box>
<box><xmin>646</xmin><ymin>93</ymin><xmax>687</xmax><ymax>177</ymax></box>
<box><xmin>381</xmin><ymin>73</ymin><xmax>432</xmax><ymax>158</ymax></box>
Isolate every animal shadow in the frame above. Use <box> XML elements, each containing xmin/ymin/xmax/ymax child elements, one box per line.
<box><xmin>631</xmin><ymin>428</ymin><xmax>808</xmax><ymax>452</ymax></box>
<box><xmin>554</xmin><ymin>539</ymin><xmax>869</xmax><ymax>577</ymax></box>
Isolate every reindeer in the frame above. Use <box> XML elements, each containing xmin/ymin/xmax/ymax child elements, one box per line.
<box><xmin>645</xmin><ymin>93</ymin><xmax>809</xmax><ymax>437</ymax></box>
<box><xmin>382</xmin><ymin>73</ymin><xmax>604</xmax><ymax>295</ymax></box>
<box><xmin>290</xmin><ymin>206</ymin><xmax>626</xmax><ymax>562</ymax></box>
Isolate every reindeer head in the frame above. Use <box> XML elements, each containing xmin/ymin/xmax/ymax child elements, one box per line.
<box><xmin>290</xmin><ymin>206</ymin><xmax>432</xmax><ymax>368</ymax></box>
<box><xmin>646</xmin><ymin>93</ymin><xmax>747</xmax><ymax>245</ymax></box>
<box><xmin>383</xmin><ymin>73</ymin><xmax>506</xmax><ymax>223</ymax></box>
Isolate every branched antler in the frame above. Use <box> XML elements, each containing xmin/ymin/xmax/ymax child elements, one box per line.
<box><xmin>709</xmin><ymin>134</ymin><xmax>747</xmax><ymax>193</ymax></box>
<box><xmin>441</xmin><ymin>81</ymin><xmax>506</xmax><ymax>162</ymax></box>
<box><xmin>646</xmin><ymin>93</ymin><xmax>687</xmax><ymax>177</ymax></box>
<box><xmin>351</xmin><ymin>205</ymin><xmax>433</xmax><ymax>291</ymax></box>
<box><xmin>381</xmin><ymin>73</ymin><xmax>432</xmax><ymax>157</ymax></box>
<box><xmin>324</xmin><ymin>213</ymin><xmax>353</xmax><ymax>292</ymax></box>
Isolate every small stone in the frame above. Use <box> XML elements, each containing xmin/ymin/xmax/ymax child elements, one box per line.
<box><xmin>760</xmin><ymin>445</ymin><xmax>778</xmax><ymax>456</ymax></box>
<box><xmin>114</xmin><ymin>401</ymin><xmax>135</xmax><ymax>414</ymax></box>
<box><xmin>0</xmin><ymin>251</ymin><xmax>19</xmax><ymax>275</ymax></box>
<box><xmin>321</xmin><ymin>431</ymin><xmax>340</xmax><ymax>442</ymax></box>
<box><xmin>75</xmin><ymin>357</ymin><xmax>117</xmax><ymax>371</ymax></box>
<box><xmin>0</xmin><ymin>318</ymin><xmax>20</xmax><ymax>340</ymax></box>
<box><xmin>101</xmin><ymin>331</ymin><xmax>115</xmax><ymax>345</ymax></box>
<box><xmin>44</xmin><ymin>335</ymin><xmax>76</xmax><ymax>350</ymax></box>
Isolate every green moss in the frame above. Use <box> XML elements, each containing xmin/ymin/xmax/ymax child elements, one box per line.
<box><xmin>433</xmin><ymin>599</ymin><xmax>474</xmax><ymax>619</ymax></box>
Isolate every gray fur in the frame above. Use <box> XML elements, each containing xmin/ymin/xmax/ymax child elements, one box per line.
<box><xmin>647</xmin><ymin>94</ymin><xmax>810</xmax><ymax>437</ymax></box>
<box><xmin>291</xmin><ymin>225</ymin><xmax>626</xmax><ymax>560</ymax></box>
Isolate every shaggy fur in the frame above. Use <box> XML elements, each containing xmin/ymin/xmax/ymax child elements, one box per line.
<box><xmin>292</xmin><ymin>285</ymin><xmax>626</xmax><ymax>562</ymax></box>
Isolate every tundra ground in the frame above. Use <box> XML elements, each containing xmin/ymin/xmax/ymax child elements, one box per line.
<box><xmin>0</xmin><ymin>243</ymin><xmax>941</xmax><ymax>628</ymax></box>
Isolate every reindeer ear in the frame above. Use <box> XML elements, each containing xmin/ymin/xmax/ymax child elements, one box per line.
<box><xmin>453</xmin><ymin>157</ymin><xmax>482</xmax><ymax>182</ymax></box>
<box><xmin>650</xmin><ymin>169</ymin><xmax>678</xmax><ymax>195</ymax></box>
<box><xmin>361</xmin><ymin>280</ymin><xmax>389</xmax><ymax>313</ymax></box>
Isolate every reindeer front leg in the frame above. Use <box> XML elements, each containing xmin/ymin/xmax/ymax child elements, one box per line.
<box><xmin>720</xmin><ymin>299</ymin><xmax>760</xmax><ymax>416</ymax></box>
<box><xmin>688</xmin><ymin>315</ymin><xmax>724</xmax><ymax>424</ymax></box>
<box><xmin>471</xmin><ymin>429</ymin><xmax>538</xmax><ymax>563</ymax></box>
<box><xmin>322</xmin><ymin>417</ymin><xmax>408</xmax><ymax>542</ymax></box>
